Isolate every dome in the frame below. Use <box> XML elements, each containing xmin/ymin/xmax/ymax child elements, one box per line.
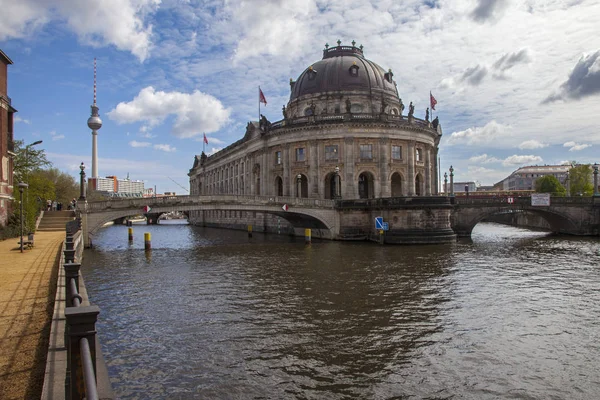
<box><xmin>289</xmin><ymin>43</ymin><xmax>398</xmax><ymax>102</ymax></box>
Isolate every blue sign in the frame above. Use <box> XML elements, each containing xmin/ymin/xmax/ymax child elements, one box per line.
<box><xmin>382</xmin><ymin>222</ymin><xmax>389</xmax><ymax>231</ymax></box>
<box><xmin>375</xmin><ymin>216</ymin><xmax>384</xmax><ymax>229</ymax></box>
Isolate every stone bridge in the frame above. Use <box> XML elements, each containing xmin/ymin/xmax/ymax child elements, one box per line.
<box><xmin>451</xmin><ymin>196</ymin><xmax>600</xmax><ymax>237</ymax></box>
<box><xmin>78</xmin><ymin>194</ymin><xmax>600</xmax><ymax>247</ymax></box>
<box><xmin>80</xmin><ymin>195</ymin><xmax>337</xmax><ymax>247</ymax></box>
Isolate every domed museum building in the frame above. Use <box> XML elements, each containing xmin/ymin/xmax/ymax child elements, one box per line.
<box><xmin>188</xmin><ymin>42</ymin><xmax>453</xmax><ymax>242</ymax></box>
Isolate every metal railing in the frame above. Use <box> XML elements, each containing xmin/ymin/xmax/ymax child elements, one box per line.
<box><xmin>63</xmin><ymin>224</ymin><xmax>101</xmax><ymax>400</ymax></box>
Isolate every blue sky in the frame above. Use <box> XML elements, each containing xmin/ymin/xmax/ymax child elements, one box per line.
<box><xmin>1</xmin><ymin>0</ymin><xmax>599</xmax><ymax>193</ymax></box>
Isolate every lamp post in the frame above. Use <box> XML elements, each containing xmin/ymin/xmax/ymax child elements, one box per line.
<box><xmin>79</xmin><ymin>162</ymin><xmax>86</xmax><ymax>201</ymax></box>
<box><xmin>24</xmin><ymin>140</ymin><xmax>43</xmax><ymax>205</ymax></box>
<box><xmin>594</xmin><ymin>163</ymin><xmax>599</xmax><ymax>196</ymax></box>
<box><xmin>334</xmin><ymin>166</ymin><xmax>341</xmax><ymax>199</ymax></box>
<box><xmin>565</xmin><ymin>171</ymin><xmax>570</xmax><ymax>197</ymax></box>
<box><xmin>443</xmin><ymin>172</ymin><xmax>448</xmax><ymax>195</ymax></box>
<box><xmin>18</xmin><ymin>182</ymin><xmax>28</xmax><ymax>253</ymax></box>
<box><xmin>465</xmin><ymin>184</ymin><xmax>469</xmax><ymax>198</ymax></box>
<box><xmin>296</xmin><ymin>174</ymin><xmax>302</xmax><ymax>198</ymax></box>
<box><xmin>449</xmin><ymin>166</ymin><xmax>454</xmax><ymax>197</ymax></box>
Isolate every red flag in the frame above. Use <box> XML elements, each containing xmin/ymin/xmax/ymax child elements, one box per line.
<box><xmin>203</xmin><ymin>133</ymin><xmax>208</xmax><ymax>144</ymax></box>
<box><xmin>259</xmin><ymin>87</ymin><xmax>267</xmax><ymax>105</ymax></box>
<box><xmin>430</xmin><ymin>92</ymin><xmax>437</xmax><ymax>111</ymax></box>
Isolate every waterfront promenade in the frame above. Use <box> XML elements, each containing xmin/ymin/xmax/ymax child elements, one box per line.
<box><xmin>0</xmin><ymin>231</ymin><xmax>64</xmax><ymax>400</ymax></box>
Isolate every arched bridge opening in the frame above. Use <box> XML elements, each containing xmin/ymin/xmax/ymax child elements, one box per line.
<box><xmin>452</xmin><ymin>205</ymin><xmax>580</xmax><ymax>238</ymax></box>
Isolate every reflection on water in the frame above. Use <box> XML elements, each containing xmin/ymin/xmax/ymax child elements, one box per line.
<box><xmin>82</xmin><ymin>222</ymin><xmax>600</xmax><ymax>399</ymax></box>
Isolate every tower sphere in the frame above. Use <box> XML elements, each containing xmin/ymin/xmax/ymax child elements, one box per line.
<box><xmin>87</xmin><ymin>105</ymin><xmax>102</xmax><ymax>131</ymax></box>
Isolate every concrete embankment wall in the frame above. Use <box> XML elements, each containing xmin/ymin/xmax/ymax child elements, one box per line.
<box><xmin>483</xmin><ymin>213</ymin><xmax>552</xmax><ymax>231</ymax></box>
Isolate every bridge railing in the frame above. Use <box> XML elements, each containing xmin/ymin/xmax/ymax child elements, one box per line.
<box><xmin>454</xmin><ymin>196</ymin><xmax>596</xmax><ymax>206</ymax></box>
<box><xmin>85</xmin><ymin>194</ymin><xmax>335</xmax><ymax>211</ymax></box>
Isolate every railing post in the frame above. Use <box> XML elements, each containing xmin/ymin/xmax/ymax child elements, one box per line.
<box><xmin>65</xmin><ymin>305</ymin><xmax>100</xmax><ymax>400</ymax></box>
<box><xmin>64</xmin><ymin>263</ymin><xmax>81</xmax><ymax>308</ymax></box>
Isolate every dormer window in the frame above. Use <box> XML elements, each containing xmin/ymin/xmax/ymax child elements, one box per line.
<box><xmin>349</xmin><ymin>62</ymin><xmax>359</xmax><ymax>77</ymax></box>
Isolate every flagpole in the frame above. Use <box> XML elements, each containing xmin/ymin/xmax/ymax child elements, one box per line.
<box><xmin>203</xmin><ymin>133</ymin><xmax>205</xmax><ymax>153</ymax></box>
<box><xmin>258</xmin><ymin>85</ymin><xmax>261</xmax><ymax>123</ymax></box>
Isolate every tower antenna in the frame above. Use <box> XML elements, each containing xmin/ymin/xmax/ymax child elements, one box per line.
<box><xmin>87</xmin><ymin>57</ymin><xmax>102</xmax><ymax>179</ymax></box>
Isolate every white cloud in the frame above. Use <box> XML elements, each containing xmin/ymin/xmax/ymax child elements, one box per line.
<box><xmin>518</xmin><ymin>140</ymin><xmax>547</xmax><ymax>150</ymax></box>
<box><xmin>469</xmin><ymin>154</ymin><xmax>500</xmax><ymax>163</ymax></box>
<box><xmin>129</xmin><ymin>140</ymin><xmax>151</xmax><ymax>148</ymax></box>
<box><xmin>0</xmin><ymin>0</ymin><xmax>159</xmax><ymax>61</ymax></box>
<box><xmin>108</xmin><ymin>86</ymin><xmax>231</xmax><ymax>138</ymax></box>
<box><xmin>563</xmin><ymin>141</ymin><xmax>591</xmax><ymax>151</ymax></box>
<box><xmin>446</xmin><ymin>120</ymin><xmax>512</xmax><ymax>146</ymax></box>
<box><xmin>502</xmin><ymin>155</ymin><xmax>543</xmax><ymax>166</ymax></box>
<box><xmin>153</xmin><ymin>144</ymin><xmax>176</xmax><ymax>152</ymax></box>
<box><xmin>14</xmin><ymin>116</ymin><xmax>31</xmax><ymax>124</ymax></box>
<box><xmin>49</xmin><ymin>130</ymin><xmax>64</xmax><ymax>141</ymax></box>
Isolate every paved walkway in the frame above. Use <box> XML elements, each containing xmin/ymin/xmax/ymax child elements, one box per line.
<box><xmin>0</xmin><ymin>231</ymin><xmax>65</xmax><ymax>400</ymax></box>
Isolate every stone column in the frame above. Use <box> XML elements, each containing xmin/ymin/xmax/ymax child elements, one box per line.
<box><xmin>344</xmin><ymin>137</ymin><xmax>355</xmax><ymax>198</ymax></box>
<box><xmin>425</xmin><ymin>147</ymin><xmax>432</xmax><ymax>196</ymax></box>
<box><xmin>262</xmin><ymin>148</ymin><xmax>268</xmax><ymax>196</ymax></box>
<box><xmin>594</xmin><ymin>164</ymin><xmax>599</xmax><ymax>196</ymax></box>
<box><xmin>407</xmin><ymin>141</ymin><xmax>415</xmax><ymax>196</ymax></box>
<box><xmin>283</xmin><ymin>144</ymin><xmax>291</xmax><ymax>196</ymax></box>
<box><xmin>433</xmin><ymin>148</ymin><xmax>439</xmax><ymax>195</ymax></box>
<box><xmin>250</xmin><ymin>154</ymin><xmax>256</xmax><ymax>195</ymax></box>
<box><xmin>379</xmin><ymin>137</ymin><xmax>389</xmax><ymax>197</ymax></box>
<box><xmin>309</xmin><ymin>140</ymin><xmax>318</xmax><ymax>197</ymax></box>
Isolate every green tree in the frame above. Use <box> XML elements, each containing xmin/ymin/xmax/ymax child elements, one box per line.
<box><xmin>535</xmin><ymin>175</ymin><xmax>566</xmax><ymax>196</ymax></box>
<box><xmin>37</xmin><ymin>168</ymin><xmax>79</xmax><ymax>205</ymax></box>
<box><xmin>569</xmin><ymin>164</ymin><xmax>593</xmax><ymax>196</ymax></box>
<box><xmin>12</xmin><ymin>139</ymin><xmax>51</xmax><ymax>184</ymax></box>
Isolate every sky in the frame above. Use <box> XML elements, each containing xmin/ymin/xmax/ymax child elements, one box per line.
<box><xmin>1</xmin><ymin>0</ymin><xmax>599</xmax><ymax>193</ymax></box>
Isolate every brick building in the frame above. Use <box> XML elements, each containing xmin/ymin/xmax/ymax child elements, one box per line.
<box><xmin>0</xmin><ymin>49</ymin><xmax>16</xmax><ymax>227</ymax></box>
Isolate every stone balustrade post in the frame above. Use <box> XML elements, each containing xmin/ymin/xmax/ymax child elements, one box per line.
<box><xmin>64</xmin><ymin>305</ymin><xmax>100</xmax><ymax>400</ymax></box>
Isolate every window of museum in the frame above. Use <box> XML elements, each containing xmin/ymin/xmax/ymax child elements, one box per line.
<box><xmin>360</xmin><ymin>144</ymin><xmax>373</xmax><ymax>160</ymax></box>
<box><xmin>325</xmin><ymin>145</ymin><xmax>338</xmax><ymax>161</ymax></box>
<box><xmin>392</xmin><ymin>145</ymin><xmax>402</xmax><ymax>160</ymax></box>
<box><xmin>275</xmin><ymin>151</ymin><xmax>282</xmax><ymax>165</ymax></box>
<box><xmin>296</xmin><ymin>148</ymin><xmax>305</xmax><ymax>162</ymax></box>
<box><xmin>416</xmin><ymin>148</ymin><xmax>422</xmax><ymax>162</ymax></box>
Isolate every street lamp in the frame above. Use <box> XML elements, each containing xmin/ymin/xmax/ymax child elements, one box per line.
<box><xmin>24</xmin><ymin>140</ymin><xmax>43</xmax><ymax>205</ymax></box>
<box><xmin>443</xmin><ymin>172</ymin><xmax>448</xmax><ymax>195</ymax></box>
<box><xmin>465</xmin><ymin>184</ymin><xmax>469</xmax><ymax>198</ymax></box>
<box><xmin>334</xmin><ymin>166</ymin><xmax>341</xmax><ymax>199</ymax></box>
<box><xmin>449</xmin><ymin>165</ymin><xmax>454</xmax><ymax>197</ymax></box>
<box><xmin>79</xmin><ymin>162</ymin><xmax>86</xmax><ymax>201</ymax></box>
<box><xmin>18</xmin><ymin>182</ymin><xmax>28</xmax><ymax>253</ymax></box>
<box><xmin>297</xmin><ymin>174</ymin><xmax>302</xmax><ymax>198</ymax></box>
<box><xmin>594</xmin><ymin>163</ymin><xmax>599</xmax><ymax>196</ymax></box>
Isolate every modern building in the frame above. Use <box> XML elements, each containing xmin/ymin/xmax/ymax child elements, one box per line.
<box><xmin>0</xmin><ymin>49</ymin><xmax>16</xmax><ymax>227</ymax></box>
<box><xmin>496</xmin><ymin>165</ymin><xmax>570</xmax><ymax>191</ymax></box>
<box><xmin>188</xmin><ymin>41</ymin><xmax>445</xmax><ymax>236</ymax></box>
<box><xmin>453</xmin><ymin>181</ymin><xmax>477</xmax><ymax>193</ymax></box>
<box><xmin>88</xmin><ymin>176</ymin><xmax>144</xmax><ymax>197</ymax></box>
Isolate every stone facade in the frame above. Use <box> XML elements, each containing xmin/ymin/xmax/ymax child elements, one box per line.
<box><xmin>188</xmin><ymin>43</ymin><xmax>443</xmax><ymax>235</ymax></box>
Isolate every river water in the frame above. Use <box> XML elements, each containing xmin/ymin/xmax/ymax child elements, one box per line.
<box><xmin>81</xmin><ymin>222</ymin><xmax>600</xmax><ymax>399</ymax></box>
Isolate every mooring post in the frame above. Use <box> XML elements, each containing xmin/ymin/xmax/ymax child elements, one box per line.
<box><xmin>144</xmin><ymin>232</ymin><xmax>151</xmax><ymax>250</ymax></box>
<box><xmin>305</xmin><ymin>228</ymin><xmax>311</xmax><ymax>245</ymax></box>
<box><xmin>248</xmin><ymin>225</ymin><xmax>253</xmax><ymax>238</ymax></box>
<box><xmin>379</xmin><ymin>229</ymin><xmax>384</xmax><ymax>245</ymax></box>
<box><xmin>128</xmin><ymin>227</ymin><xmax>133</xmax><ymax>242</ymax></box>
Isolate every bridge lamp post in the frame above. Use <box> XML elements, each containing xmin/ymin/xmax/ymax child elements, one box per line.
<box><xmin>594</xmin><ymin>163</ymin><xmax>599</xmax><ymax>196</ymax></box>
<box><xmin>449</xmin><ymin>166</ymin><xmax>454</xmax><ymax>197</ymax></box>
<box><xmin>297</xmin><ymin>174</ymin><xmax>302</xmax><ymax>198</ymax></box>
<box><xmin>79</xmin><ymin>162</ymin><xmax>86</xmax><ymax>201</ymax></box>
<box><xmin>18</xmin><ymin>182</ymin><xmax>28</xmax><ymax>253</ymax></box>
<box><xmin>334</xmin><ymin>166</ymin><xmax>341</xmax><ymax>199</ymax></box>
<box><xmin>443</xmin><ymin>172</ymin><xmax>448</xmax><ymax>195</ymax></box>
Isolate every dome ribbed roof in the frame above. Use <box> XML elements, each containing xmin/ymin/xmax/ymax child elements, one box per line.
<box><xmin>290</xmin><ymin>44</ymin><xmax>398</xmax><ymax>101</ymax></box>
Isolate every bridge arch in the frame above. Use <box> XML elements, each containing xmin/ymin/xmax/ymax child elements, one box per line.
<box><xmin>83</xmin><ymin>195</ymin><xmax>338</xmax><ymax>245</ymax></box>
<box><xmin>452</xmin><ymin>205</ymin><xmax>580</xmax><ymax>237</ymax></box>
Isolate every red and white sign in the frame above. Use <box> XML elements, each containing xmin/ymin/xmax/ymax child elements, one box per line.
<box><xmin>282</xmin><ymin>204</ymin><xmax>288</xmax><ymax>211</ymax></box>
<box><xmin>507</xmin><ymin>197</ymin><xmax>514</xmax><ymax>204</ymax></box>
<box><xmin>143</xmin><ymin>205</ymin><xmax>152</xmax><ymax>213</ymax></box>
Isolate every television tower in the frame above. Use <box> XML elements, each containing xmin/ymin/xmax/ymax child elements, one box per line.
<box><xmin>87</xmin><ymin>57</ymin><xmax>102</xmax><ymax>178</ymax></box>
